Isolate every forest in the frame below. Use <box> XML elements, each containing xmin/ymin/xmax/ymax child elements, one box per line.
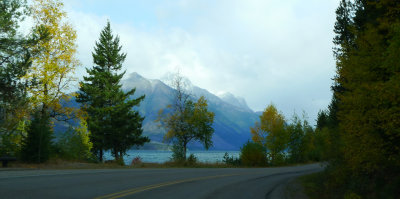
<box><xmin>303</xmin><ymin>0</ymin><xmax>400</xmax><ymax>198</ymax></box>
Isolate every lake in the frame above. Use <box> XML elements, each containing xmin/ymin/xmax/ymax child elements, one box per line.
<box><xmin>105</xmin><ymin>150</ymin><xmax>240</xmax><ymax>165</ymax></box>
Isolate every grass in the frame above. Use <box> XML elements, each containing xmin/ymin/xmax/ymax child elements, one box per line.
<box><xmin>4</xmin><ymin>159</ymin><xmax>240</xmax><ymax>170</ymax></box>
<box><xmin>130</xmin><ymin>161</ymin><xmax>229</xmax><ymax>168</ymax></box>
<box><xmin>298</xmin><ymin>171</ymin><xmax>333</xmax><ymax>199</ymax></box>
<box><xmin>4</xmin><ymin>157</ymin><xmax>321</xmax><ymax>170</ymax></box>
<box><xmin>5</xmin><ymin>159</ymin><xmax>127</xmax><ymax>170</ymax></box>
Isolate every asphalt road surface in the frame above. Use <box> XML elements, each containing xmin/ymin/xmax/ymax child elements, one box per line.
<box><xmin>0</xmin><ymin>163</ymin><xmax>322</xmax><ymax>199</ymax></box>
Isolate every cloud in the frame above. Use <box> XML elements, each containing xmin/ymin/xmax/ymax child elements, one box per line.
<box><xmin>63</xmin><ymin>0</ymin><xmax>339</xmax><ymax>124</ymax></box>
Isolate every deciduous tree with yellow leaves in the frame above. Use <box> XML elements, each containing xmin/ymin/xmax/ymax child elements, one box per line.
<box><xmin>251</xmin><ymin>104</ymin><xmax>288</xmax><ymax>165</ymax></box>
<box><xmin>24</xmin><ymin>0</ymin><xmax>79</xmax><ymax>119</ymax></box>
<box><xmin>313</xmin><ymin>0</ymin><xmax>400</xmax><ymax>198</ymax></box>
<box><xmin>20</xmin><ymin>0</ymin><xmax>80</xmax><ymax>163</ymax></box>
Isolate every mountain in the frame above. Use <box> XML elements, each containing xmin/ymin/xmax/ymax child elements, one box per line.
<box><xmin>121</xmin><ymin>72</ymin><xmax>258</xmax><ymax>150</ymax></box>
<box><xmin>218</xmin><ymin>92</ymin><xmax>253</xmax><ymax>113</ymax></box>
<box><xmin>255</xmin><ymin>111</ymin><xmax>263</xmax><ymax>116</ymax></box>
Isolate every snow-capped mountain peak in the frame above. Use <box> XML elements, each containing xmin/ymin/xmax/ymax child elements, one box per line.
<box><xmin>160</xmin><ymin>72</ymin><xmax>194</xmax><ymax>92</ymax></box>
<box><xmin>120</xmin><ymin>72</ymin><xmax>258</xmax><ymax>149</ymax></box>
<box><xmin>218</xmin><ymin>92</ymin><xmax>253</xmax><ymax>112</ymax></box>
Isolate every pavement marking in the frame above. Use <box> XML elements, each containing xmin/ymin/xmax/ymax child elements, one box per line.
<box><xmin>95</xmin><ymin>173</ymin><xmax>241</xmax><ymax>199</ymax></box>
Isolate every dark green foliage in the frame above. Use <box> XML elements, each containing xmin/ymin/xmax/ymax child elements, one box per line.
<box><xmin>299</xmin><ymin>171</ymin><xmax>342</xmax><ymax>199</ymax></box>
<box><xmin>249</xmin><ymin>105</ymin><xmax>325</xmax><ymax>166</ymax></box>
<box><xmin>77</xmin><ymin>21</ymin><xmax>149</xmax><ymax>162</ymax></box>
<box><xmin>313</xmin><ymin>1</ymin><xmax>400</xmax><ymax>198</ymax></box>
<box><xmin>316</xmin><ymin>110</ymin><xmax>328</xmax><ymax>131</ymax></box>
<box><xmin>222</xmin><ymin>152</ymin><xmax>241</xmax><ymax>166</ymax></box>
<box><xmin>0</xmin><ymin>0</ymin><xmax>48</xmax><ymax>106</ymax></box>
<box><xmin>186</xmin><ymin>154</ymin><xmax>197</xmax><ymax>166</ymax></box>
<box><xmin>0</xmin><ymin>129</ymin><xmax>19</xmax><ymax>156</ymax></box>
<box><xmin>55</xmin><ymin>127</ymin><xmax>92</xmax><ymax>161</ymax></box>
<box><xmin>21</xmin><ymin>111</ymin><xmax>53</xmax><ymax>163</ymax></box>
<box><xmin>0</xmin><ymin>0</ymin><xmax>48</xmax><ymax>157</ymax></box>
<box><xmin>240</xmin><ymin>141</ymin><xmax>267</xmax><ymax>167</ymax></box>
<box><xmin>287</xmin><ymin>115</ymin><xmax>305</xmax><ymax>163</ymax></box>
<box><xmin>333</xmin><ymin>0</ymin><xmax>354</xmax><ymax>58</ymax></box>
<box><xmin>159</xmin><ymin>73</ymin><xmax>215</xmax><ymax>161</ymax></box>
<box><xmin>0</xmin><ymin>0</ymin><xmax>29</xmax><ymax>105</ymax></box>
<box><xmin>315</xmin><ymin>107</ymin><xmax>342</xmax><ymax>162</ymax></box>
<box><xmin>169</xmin><ymin>142</ymin><xmax>197</xmax><ymax>165</ymax></box>
<box><xmin>171</xmin><ymin>142</ymin><xmax>185</xmax><ymax>162</ymax></box>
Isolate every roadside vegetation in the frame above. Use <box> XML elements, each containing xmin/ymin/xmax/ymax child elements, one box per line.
<box><xmin>0</xmin><ymin>0</ymin><xmax>148</xmax><ymax>165</ymax></box>
<box><xmin>300</xmin><ymin>1</ymin><xmax>400</xmax><ymax>198</ymax></box>
<box><xmin>1</xmin><ymin>1</ymin><xmax>399</xmax><ymax>198</ymax></box>
<box><xmin>0</xmin><ymin>0</ymin><xmax>321</xmax><ymax>168</ymax></box>
<box><xmin>221</xmin><ymin>105</ymin><xmax>324</xmax><ymax>168</ymax></box>
<box><xmin>0</xmin><ymin>0</ymin><xmax>215</xmax><ymax>167</ymax></box>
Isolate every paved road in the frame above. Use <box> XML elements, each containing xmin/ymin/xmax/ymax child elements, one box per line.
<box><xmin>0</xmin><ymin>163</ymin><xmax>322</xmax><ymax>199</ymax></box>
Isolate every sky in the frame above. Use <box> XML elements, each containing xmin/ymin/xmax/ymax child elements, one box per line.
<box><xmin>42</xmin><ymin>0</ymin><xmax>339</xmax><ymax>124</ymax></box>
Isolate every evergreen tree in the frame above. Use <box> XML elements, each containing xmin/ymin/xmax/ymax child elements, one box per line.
<box><xmin>21</xmin><ymin>111</ymin><xmax>52</xmax><ymax>163</ymax></box>
<box><xmin>0</xmin><ymin>0</ymin><xmax>48</xmax><ymax>156</ymax></box>
<box><xmin>333</xmin><ymin>0</ymin><xmax>354</xmax><ymax>58</ymax></box>
<box><xmin>287</xmin><ymin>114</ymin><xmax>305</xmax><ymax>163</ymax></box>
<box><xmin>315</xmin><ymin>110</ymin><xmax>328</xmax><ymax>130</ymax></box>
<box><xmin>77</xmin><ymin>21</ymin><xmax>149</xmax><ymax>162</ymax></box>
<box><xmin>0</xmin><ymin>0</ymin><xmax>29</xmax><ymax>105</ymax></box>
<box><xmin>321</xmin><ymin>0</ymin><xmax>400</xmax><ymax>197</ymax></box>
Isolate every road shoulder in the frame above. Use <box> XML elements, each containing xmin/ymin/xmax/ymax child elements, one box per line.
<box><xmin>284</xmin><ymin>178</ymin><xmax>309</xmax><ymax>199</ymax></box>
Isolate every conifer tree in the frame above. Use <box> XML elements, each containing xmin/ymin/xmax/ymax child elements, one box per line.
<box><xmin>325</xmin><ymin>0</ymin><xmax>400</xmax><ymax>197</ymax></box>
<box><xmin>21</xmin><ymin>111</ymin><xmax>52</xmax><ymax>163</ymax></box>
<box><xmin>0</xmin><ymin>0</ymin><xmax>48</xmax><ymax>156</ymax></box>
<box><xmin>77</xmin><ymin>21</ymin><xmax>149</xmax><ymax>162</ymax></box>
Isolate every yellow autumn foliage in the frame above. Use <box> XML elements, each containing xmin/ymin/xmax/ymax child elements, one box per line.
<box><xmin>251</xmin><ymin>104</ymin><xmax>288</xmax><ymax>164</ymax></box>
<box><xmin>23</xmin><ymin>0</ymin><xmax>79</xmax><ymax>117</ymax></box>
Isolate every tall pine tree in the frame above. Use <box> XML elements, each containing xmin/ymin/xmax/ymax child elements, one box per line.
<box><xmin>77</xmin><ymin>21</ymin><xmax>149</xmax><ymax>163</ymax></box>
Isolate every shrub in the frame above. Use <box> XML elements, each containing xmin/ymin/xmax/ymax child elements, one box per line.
<box><xmin>186</xmin><ymin>154</ymin><xmax>197</xmax><ymax>165</ymax></box>
<box><xmin>223</xmin><ymin>152</ymin><xmax>241</xmax><ymax>166</ymax></box>
<box><xmin>116</xmin><ymin>157</ymin><xmax>125</xmax><ymax>166</ymax></box>
<box><xmin>240</xmin><ymin>141</ymin><xmax>267</xmax><ymax>167</ymax></box>
<box><xmin>55</xmin><ymin>126</ymin><xmax>93</xmax><ymax>161</ymax></box>
<box><xmin>171</xmin><ymin>143</ymin><xmax>185</xmax><ymax>162</ymax></box>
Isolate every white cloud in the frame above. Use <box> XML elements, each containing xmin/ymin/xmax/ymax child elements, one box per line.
<box><xmin>63</xmin><ymin>0</ymin><xmax>339</xmax><ymax>125</ymax></box>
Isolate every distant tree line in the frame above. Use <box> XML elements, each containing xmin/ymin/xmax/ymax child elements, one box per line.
<box><xmin>225</xmin><ymin>104</ymin><xmax>324</xmax><ymax>167</ymax></box>
<box><xmin>235</xmin><ymin>2</ymin><xmax>400</xmax><ymax>198</ymax></box>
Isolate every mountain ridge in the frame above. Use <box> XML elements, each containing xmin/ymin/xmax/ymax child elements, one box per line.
<box><xmin>121</xmin><ymin>72</ymin><xmax>258</xmax><ymax>150</ymax></box>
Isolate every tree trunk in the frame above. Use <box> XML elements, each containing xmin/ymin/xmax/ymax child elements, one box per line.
<box><xmin>113</xmin><ymin>149</ymin><xmax>119</xmax><ymax>160</ymax></box>
<box><xmin>183</xmin><ymin>141</ymin><xmax>187</xmax><ymax>160</ymax></box>
<box><xmin>99</xmin><ymin>149</ymin><xmax>103</xmax><ymax>162</ymax></box>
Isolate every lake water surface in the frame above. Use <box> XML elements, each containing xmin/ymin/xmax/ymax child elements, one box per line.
<box><xmin>105</xmin><ymin>150</ymin><xmax>240</xmax><ymax>165</ymax></box>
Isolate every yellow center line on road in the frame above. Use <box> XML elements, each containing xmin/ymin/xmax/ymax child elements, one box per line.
<box><xmin>95</xmin><ymin>173</ymin><xmax>242</xmax><ymax>199</ymax></box>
